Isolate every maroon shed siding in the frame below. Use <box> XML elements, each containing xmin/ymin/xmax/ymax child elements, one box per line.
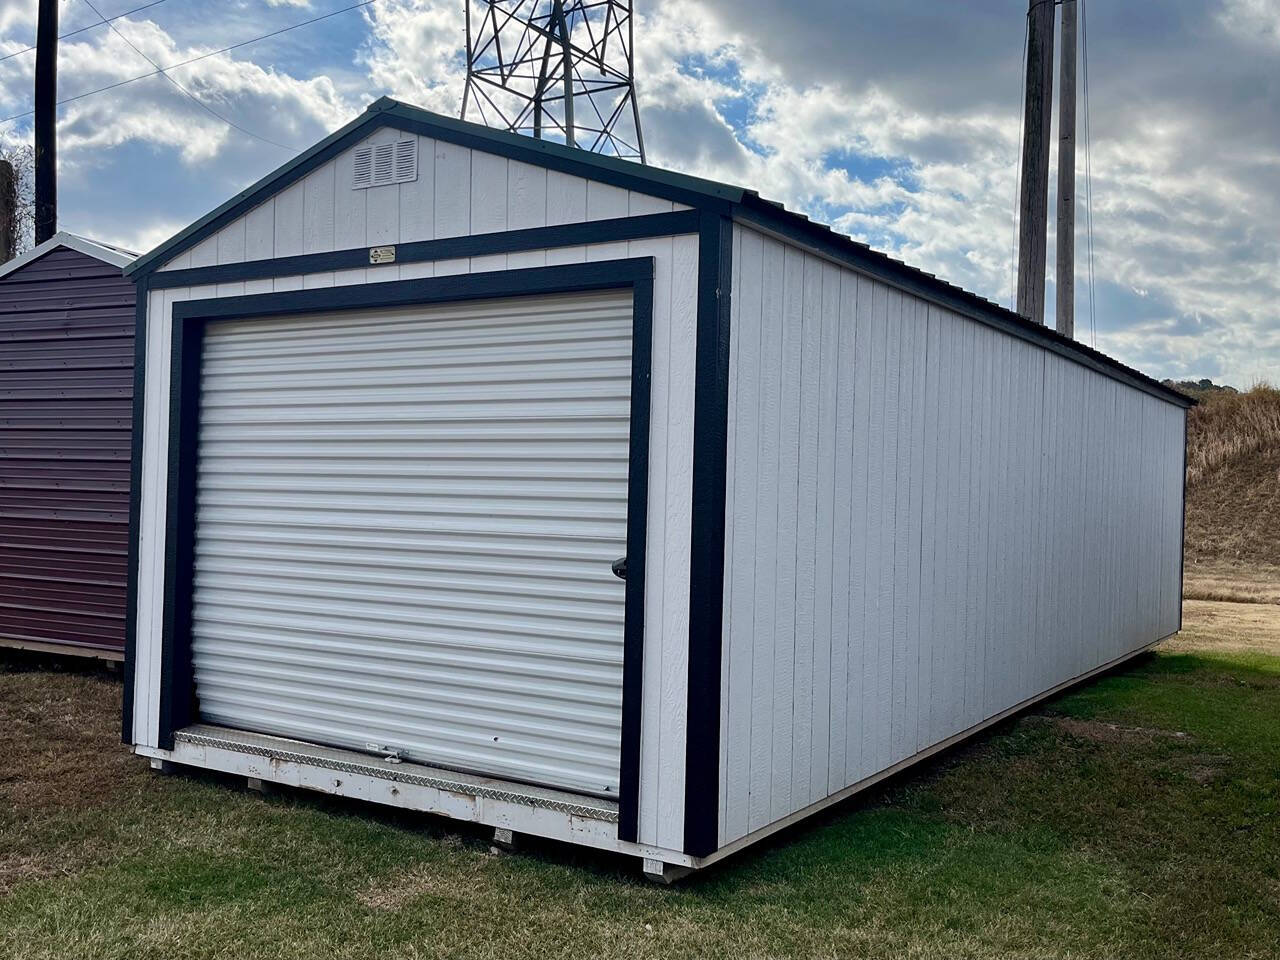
<box><xmin>0</xmin><ymin>246</ymin><xmax>135</xmax><ymax>656</ymax></box>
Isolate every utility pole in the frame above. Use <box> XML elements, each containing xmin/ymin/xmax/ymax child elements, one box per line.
<box><xmin>1056</xmin><ymin>0</ymin><xmax>1077</xmax><ymax>339</ymax></box>
<box><xmin>34</xmin><ymin>0</ymin><xmax>58</xmax><ymax>245</ymax></box>
<box><xmin>0</xmin><ymin>160</ymin><xmax>15</xmax><ymax>263</ymax></box>
<box><xmin>1016</xmin><ymin>0</ymin><xmax>1055</xmax><ymax>325</ymax></box>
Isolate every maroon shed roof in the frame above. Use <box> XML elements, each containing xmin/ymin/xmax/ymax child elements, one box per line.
<box><xmin>0</xmin><ymin>243</ymin><xmax>136</xmax><ymax>657</ymax></box>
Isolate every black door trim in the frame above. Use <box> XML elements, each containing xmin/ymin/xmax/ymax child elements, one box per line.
<box><xmin>154</xmin><ymin>258</ymin><xmax>655</xmax><ymax>841</ymax></box>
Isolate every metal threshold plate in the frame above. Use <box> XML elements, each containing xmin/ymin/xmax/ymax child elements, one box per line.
<box><xmin>175</xmin><ymin>724</ymin><xmax>620</xmax><ymax>823</ymax></box>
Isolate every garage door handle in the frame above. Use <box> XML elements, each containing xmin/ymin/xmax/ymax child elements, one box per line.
<box><xmin>611</xmin><ymin>556</ymin><xmax>628</xmax><ymax>580</ymax></box>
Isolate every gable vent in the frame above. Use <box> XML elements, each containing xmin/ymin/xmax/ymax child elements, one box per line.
<box><xmin>351</xmin><ymin>139</ymin><xmax>418</xmax><ymax>189</ymax></box>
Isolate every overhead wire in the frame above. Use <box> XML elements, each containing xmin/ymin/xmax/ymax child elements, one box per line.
<box><xmin>0</xmin><ymin>0</ymin><xmax>380</xmax><ymax>131</ymax></box>
<box><xmin>0</xmin><ymin>0</ymin><xmax>170</xmax><ymax>63</ymax></box>
<box><xmin>76</xmin><ymin>0</ymin><xmax>299</xmax><ymax>151</ymax></box>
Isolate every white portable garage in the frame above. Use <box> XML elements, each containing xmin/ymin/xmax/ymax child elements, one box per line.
<box><xmin>124</xmin><ymin>98</ymin><xmax>1190</xmax><ymax>880</ymax></box>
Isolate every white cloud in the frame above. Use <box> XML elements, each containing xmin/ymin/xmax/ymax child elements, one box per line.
<box><xmin>0</xmin><ymin>0</ymin><xmax>1274</xmax><ymax>385</ymax></box>
<box><xmin>1218</xmin><ymin>0</ymin><xmax>1280</xmax><ymax>48</ymax></box>
<box><xmin>358</xmin><ymin>0</ymin><xmax>467</xmax><ymax>114</ymax></box>
<box><xmin>0</xmin><ymin>14</ymin><xmax>354</xmax><ymax>166</ymax></box>
<box><xmin>602</xmin><ymin>0</ymin><xmax>1280</xmax><ymax>385</ymax></box>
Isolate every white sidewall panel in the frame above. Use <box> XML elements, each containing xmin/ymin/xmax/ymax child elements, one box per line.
<box><xmin>719</xmin><ymin>223</ymin><xmax>1187</xmax><ymax>847</ymax></box>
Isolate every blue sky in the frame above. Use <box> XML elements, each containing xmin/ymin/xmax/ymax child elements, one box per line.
<box><xmin>1</xmin><ymin>0</ymin><xmax>1277</xmax><ymax>386</ymax></box>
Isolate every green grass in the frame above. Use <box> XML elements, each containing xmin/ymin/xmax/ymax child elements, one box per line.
<box><xmin>1</xmin><ymin>644</ymin><xmax>1278</xmax><ymax>959</ymax></box>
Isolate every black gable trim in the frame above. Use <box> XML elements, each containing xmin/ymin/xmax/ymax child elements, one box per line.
<box><xmin>126</xmin><ymin>98</ymin><xmax>739</xmax><ymax>280</ymax></box>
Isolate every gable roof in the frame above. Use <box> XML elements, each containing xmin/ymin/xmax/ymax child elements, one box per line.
<box><xmin>123</xmin><ymin>97</ymin><xmax>1193</xmax><ymax>409</ymax></box>
<box><xmin>124</xmin><ymin>97</ymin><xmax>743</xmax><ymax>280</ymax></box>
<box><xmin>0</xmin><ymin>230</ymin><xmax>136</xmax><ymax>280</ymax></box>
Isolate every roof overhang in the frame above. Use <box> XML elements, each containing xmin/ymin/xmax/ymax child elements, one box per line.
<box><xmin>0</xmin><ymin>230</ymin><xmax>136</xmax><ymax>280</ymax></box>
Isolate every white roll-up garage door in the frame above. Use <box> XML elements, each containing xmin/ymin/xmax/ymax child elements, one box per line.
<box><xmin>189</xmin><ymin>290</ymin><xmax>634</xmax><ymax>798</ymax></box>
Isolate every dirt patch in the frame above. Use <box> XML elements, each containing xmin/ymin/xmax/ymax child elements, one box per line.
<box><xmin>356</xmin><ymin>857</ymin><xmax>489</xmax><ymax>911</ymax></box>
<box><xmin>1164</xmin><ymin>599</ymin><xmax>1280</xmax><ymax>657</ymax></box>
<box><xmin>354</xmin><ymin>836</ymin><xmax>493</xmax><ymax>911</ymax></box>
<box><xmin>0</xmin><ymin>658</ymin><xmax>140</xmax><ymax>816</ymax></box>
<box><xmin>1180</xmin><ymin>755</ymin><xmax>1231</xmax><ymax>785</ymax></box>
<box><xmin>0</xmin><ymin>851</ymin><xmax>70</xmax><ymax>894</ymax></box>
<box><xmin>1054</xmin><ymin>718</ymin><xmax>1190</xmax><ymax>745</ymax></box>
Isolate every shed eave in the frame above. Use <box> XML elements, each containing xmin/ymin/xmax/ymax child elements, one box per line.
<box><xmin>731</xmin><ymin>195</ymin><xmax>1196</xmax><ymax>410</ymax></box>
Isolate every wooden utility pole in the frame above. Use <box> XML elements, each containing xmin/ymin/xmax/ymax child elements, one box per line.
<box><xmin>34</xmin><ymin>0</ymin><xmax>58</xmax><ymax>245</ymax></box>
<box><xmin>1056</xmin><ymin>0</ymin><xmax>1077</xmax><ymax>339</ymax></box>
<box><xmin>0</xmin><ymin>160</ymin><xmax>15</xmax><ymax>264</ymax></box>
<box><xmin>1016</xmin><ymin>0</ymin><xmax>1055</xmax><ymax>325</ymax></box>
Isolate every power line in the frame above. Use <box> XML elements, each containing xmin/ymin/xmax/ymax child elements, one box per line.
<box><xmin>0</xmin><ymin>0</ymin><xmax>380</xmax><ymax>128</ymax></box>
<box><xmin>0</xmin><ymin>0</ymin><xmax>170</xmax><ymax>63</ymax></box>
<box><xmin>77</xmin><ymin>0</ymin><xmax>299</xmax><ymax>151</ymax></box>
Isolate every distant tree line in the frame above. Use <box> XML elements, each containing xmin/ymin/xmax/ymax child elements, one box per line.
<box><xmin>1163</xmin><ymin>378</ymin><xmax>1239</xmax><ymax>400</ymax></box>
<box><xmin>0</xmin><ymin>145</ymin><xmax>34</xmax><ymax>261</ymax></box>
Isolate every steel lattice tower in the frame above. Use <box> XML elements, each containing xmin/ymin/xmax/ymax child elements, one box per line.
<box><xmin>462</xmin><ymin>0</ymin><xmax>646</xmax><ymax>163</ymax></box>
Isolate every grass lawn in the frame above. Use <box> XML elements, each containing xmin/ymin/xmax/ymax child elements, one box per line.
<box><xmin>1</xmin><ymin>602</ymin><xmax>1278</xmax><ymax>960</ymax></box>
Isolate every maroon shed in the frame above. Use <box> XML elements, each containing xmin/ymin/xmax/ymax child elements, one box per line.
<box><xmin>0</xmin><ymin>232</ymin><xmax>136</xmax><ymax>660</ymax></box>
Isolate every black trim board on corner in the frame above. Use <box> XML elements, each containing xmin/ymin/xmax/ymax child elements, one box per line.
<box><xmin>149</xmin><ymin>258</ymin><xmax>656</xmax><ymax>842</ymax></box>
<box><xmin>683</xmin><ymin>212</ymin><xmax>734</xmax><ymax>858</ymax></box>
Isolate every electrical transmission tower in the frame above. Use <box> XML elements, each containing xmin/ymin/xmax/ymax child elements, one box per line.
<box><xmin>462</xmin><ymin>1</ymin><xmax>646</xmax><ymax>163</ymax></box>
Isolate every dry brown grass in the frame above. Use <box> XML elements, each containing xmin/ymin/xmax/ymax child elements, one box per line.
<box><xmin>1185</xmin><ymin>383</ymin><xmax>1280</xmax><ymax>486</ymax></box>
<box><xmin>0</xmin><ymin>659</ymin><xmax>139</xmax><ymax>815</ymax></box>
<box><xmin>1183</xmin><ymin>560</ymin><xmax>1280</xmax><ymax>604</ymax></box>
<box><xmin>1160</xmin><ymin>598</ymin><xmax>1280</xmax><ymax>657</ymax></box>
<box><xmin>1184</xmin><ymin>384</ymin><xmax>1280</xmax><ymax>569</ymax></box>
<box><xmin>0</xmin><ymin>655</ymin><xmax>147</xmax><ymax>893</ymax></box>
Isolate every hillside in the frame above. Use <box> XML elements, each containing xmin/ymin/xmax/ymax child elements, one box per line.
<box><xmin>1182</xmin><ymin>384</ymin><xmax>1280</xmax><ymax>600</ymax></box>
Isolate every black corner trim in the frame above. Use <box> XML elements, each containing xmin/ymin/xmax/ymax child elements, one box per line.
<box><xmin>147</xmin><ymin>210</ymin><xmax>699</xmax><ymax>290</ymax></box>
<box><xmin>617</xmin><ymin>274</ymin><xmax>654</xmax><ymax>843</ymax></box>
<box><xmin>154</xmin><ymin>259</ymin><xmax>656</xmax><ymax>828</ymax></box>
<box><xmin>683</xmin><ymin>212</ymin><xmax>734</xmax><ymax>857</ymax></box>
<box><xmin>121</xmin><ymin>276</ymin><xmax>147</xmax><ymax>746</ymax></box>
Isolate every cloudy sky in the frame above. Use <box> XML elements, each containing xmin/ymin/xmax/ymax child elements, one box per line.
<box><xmin>1</xmin><ymin>0</ymin><xmax>1277</xmax><ymax>386</ymax></box>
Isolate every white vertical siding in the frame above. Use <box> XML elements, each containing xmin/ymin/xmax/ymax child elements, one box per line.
<box><xmin>133</xmin><ymin>136</ymin><xmax>698</xmax><ymax>850</ymax></box>
<box><xmin>719</xmin><ymin>223</ymin><xmax>1187</xmax><ymax>848</ymax></box>
<box><xmin>157</xmin><ymin>130</ymin><xmax>683</xmax><ymax>275</ymax></box>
